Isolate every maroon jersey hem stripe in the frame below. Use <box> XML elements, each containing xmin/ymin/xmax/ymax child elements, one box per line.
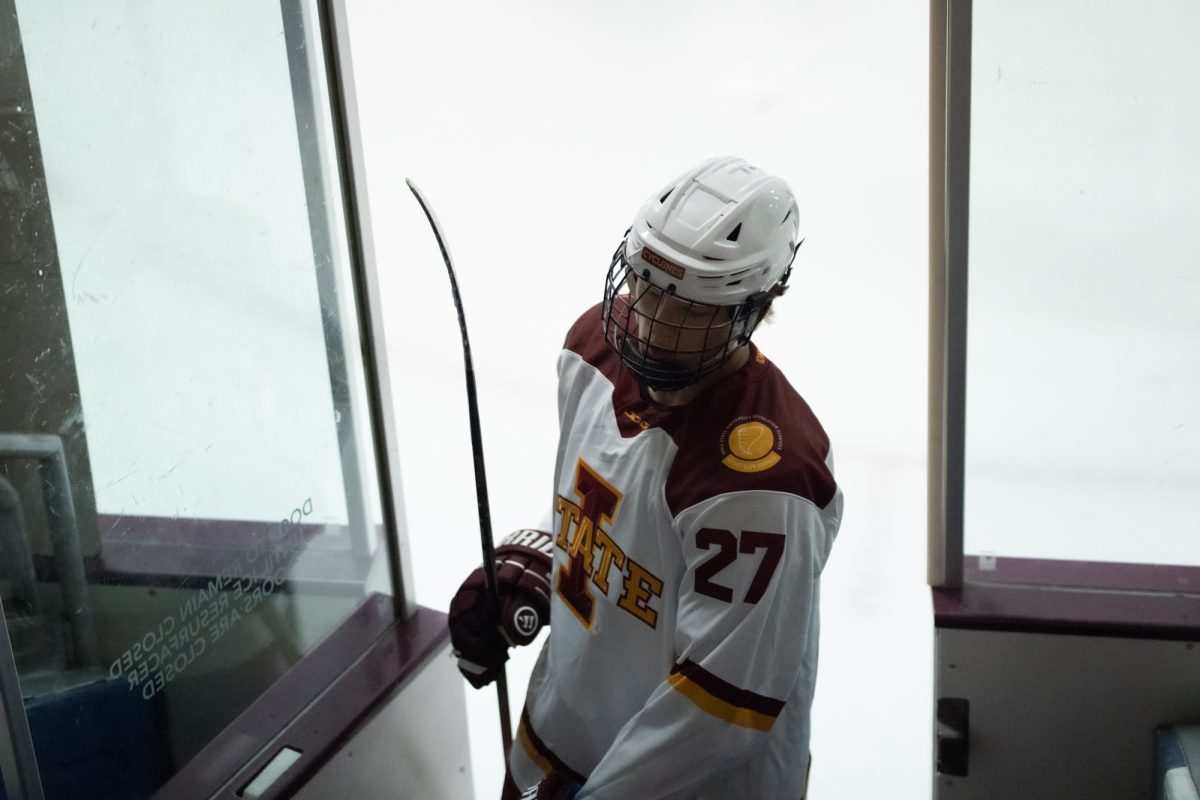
<box><xmin>521</xmin><ymin>707</ymin><xmax>589</xmax><ymax>785</ymax></box>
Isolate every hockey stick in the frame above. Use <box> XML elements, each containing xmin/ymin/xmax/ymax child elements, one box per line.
<box><xmin>405</xmin><ymin>178</ymin><xmax>514</xmax><ymax>759</ymax></box>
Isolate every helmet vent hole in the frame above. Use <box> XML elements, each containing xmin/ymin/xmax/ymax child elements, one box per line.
<box><xmin>781</xmin><ymin>209</ymin><xmax>793</xmax><ymax>226</ymax></box>
<box><xmin>726</xmin><ymin>223</ymin><xmax>742</xmax><ymax>242</ymax></box>
<box><xmin>660</xmin><ymin>189</ymin><xmax>673</xmax><ymax>203</ymax></box>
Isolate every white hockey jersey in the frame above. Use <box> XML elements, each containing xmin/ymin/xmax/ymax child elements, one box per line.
<box><xmin>509</xmin><ymin>304</ymin><xmax>843</xmax><ymax>800</ymax></box>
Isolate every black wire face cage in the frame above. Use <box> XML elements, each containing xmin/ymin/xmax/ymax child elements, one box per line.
<box><xmin>602</xmin><ymin>239</ymin><xmax>768</xmax><ymax>393</ymax></box>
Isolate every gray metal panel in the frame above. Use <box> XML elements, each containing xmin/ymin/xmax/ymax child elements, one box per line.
<box><xmin>937</xmin><ymin>628</ymin><xmax>1200</xmax><ymax>799</ymax></box>
<box><xmin>291</xmin><ymin>643</ymin><xmax>473</xmax><ymax>800</ymax></box>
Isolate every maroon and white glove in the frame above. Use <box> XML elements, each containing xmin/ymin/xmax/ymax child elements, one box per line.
<box><xmin>520</xmin><ymin>776</ymin><xmax>582</xmax><ymax>800</ymax></box>
<box><xmin>448</xmin><ymin>529</ymin><xmax>553</xmax><ymax>689</ymax></box>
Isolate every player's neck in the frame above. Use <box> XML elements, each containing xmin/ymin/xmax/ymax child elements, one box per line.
<box><xmin>645</xmin><ymin>345</ymin><xmax>751</xmax><ymax>407</ymax></box>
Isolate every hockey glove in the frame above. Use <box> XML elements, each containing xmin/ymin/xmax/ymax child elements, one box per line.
<box><xmin>520</xmin><ymin>776</ymin><xmax>582</xmax><ymax>800</ymax></box>
<box><xmin>448</xmin><ymin>528</ymin><xmax>554</xmax><ymax>689</ymax></box>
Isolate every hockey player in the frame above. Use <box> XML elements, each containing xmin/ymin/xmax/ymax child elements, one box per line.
<box><xmin>449</xmin><ymin>156</ymin><xmax>843</xmax><ymax>800</ymax></box>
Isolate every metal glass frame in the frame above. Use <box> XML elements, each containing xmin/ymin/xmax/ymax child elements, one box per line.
<box><xmin>317</xmin><ymin>0</ymin><xmax>416</xmax><ymax>615</ymax></box>
<box><xmin>928</xmin><ymin>0</ymin><xmax>971</xmax><ymax>589</ymax></box>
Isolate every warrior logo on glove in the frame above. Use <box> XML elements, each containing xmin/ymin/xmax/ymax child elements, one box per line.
<box><xmin>513</xmin><ymin>606</ymin><xmax>541</xmax><ymax>639</ymax></box>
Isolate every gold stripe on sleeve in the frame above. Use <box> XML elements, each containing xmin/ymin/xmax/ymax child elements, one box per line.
<box><xmin>667</xmin><ymin>672</ymin><xmax>778</xmax><ymax>732</ymax></box>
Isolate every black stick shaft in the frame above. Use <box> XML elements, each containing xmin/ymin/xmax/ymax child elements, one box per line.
<box><xmin>405</xmin><ymin>178</ymin><xmax>513</xmax><ymax>757</ymax></box>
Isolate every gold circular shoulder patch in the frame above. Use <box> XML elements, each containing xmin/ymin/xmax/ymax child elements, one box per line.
<box><xmin>722</xmin><ymin>420</ymin><xmax>782</xmax><ymax>473</ymax></box>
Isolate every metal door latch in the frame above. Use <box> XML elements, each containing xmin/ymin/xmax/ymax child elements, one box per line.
<box><xmin>937</xmin><ymin>697</ymin><xmax>970</xmax><ymax>777</ymax></box>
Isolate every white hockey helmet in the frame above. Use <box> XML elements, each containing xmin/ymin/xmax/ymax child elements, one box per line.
<box><xmin>602</xmin><ymin>156</ymin><xmax>802</xmax><ymax>391</ymax></box>
<box><xmin>626</xmin><ymin>156</ymin><xmax>801</xmax><ymax>305</ymax></box>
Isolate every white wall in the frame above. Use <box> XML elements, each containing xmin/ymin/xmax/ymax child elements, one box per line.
<box><xmin>345</xmin><ymin>1</ymin><xmax>933</xmax><ymax>797</ymax></box>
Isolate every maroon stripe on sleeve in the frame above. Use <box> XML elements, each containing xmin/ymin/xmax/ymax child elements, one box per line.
<box><xmin>670</xmin><ymin>659</ymin><xmax>786</xmax><ymax>718</ymax></box>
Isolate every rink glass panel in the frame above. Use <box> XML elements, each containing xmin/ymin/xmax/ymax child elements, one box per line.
<box><xmin>0</xmin><ymin>1</ymin><xmax>400</xmax><ymax>797</ymax></box>
<box><xmin>961</xmin><ymin>1</ymin><xmax>1200</xmax><ymax>573</ymax></box>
